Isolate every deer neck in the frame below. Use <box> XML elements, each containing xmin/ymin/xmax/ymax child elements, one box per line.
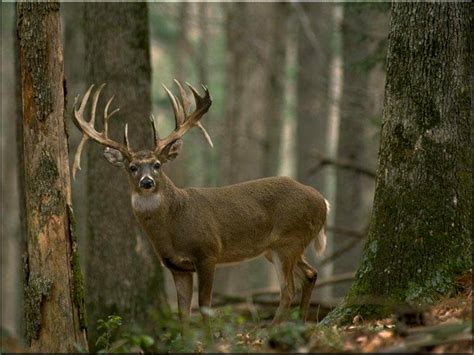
<box><xmin>131</xmin><ymin>173</ymin><xmax>187</xmax><ymax>258</ymax></box>
<box><xmin>131</xmin><ymin>172</ymin><xmax>185</xmax><ymax>216</ymax></box>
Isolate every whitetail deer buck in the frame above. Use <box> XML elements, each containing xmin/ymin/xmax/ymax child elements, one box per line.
<box><xmin>72</xmin><ymin>81</ymin><xmax>329</xmax><ymax>326</ymax></box>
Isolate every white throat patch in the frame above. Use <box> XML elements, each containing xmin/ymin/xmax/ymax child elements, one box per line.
<box><xmin>131</xmin><ymin>192</ymin><xmax>161</xmax><ymax>213</ymax></box>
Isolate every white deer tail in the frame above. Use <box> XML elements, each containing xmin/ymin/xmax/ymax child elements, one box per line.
<box><xmin>314</xmin><ymin>199</ymin><xmax>330</xmax><ymax>257</ymax></box>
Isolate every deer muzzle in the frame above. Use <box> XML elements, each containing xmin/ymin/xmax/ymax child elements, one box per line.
<box><xmin>139</xmin><ymin>175</ymin><xmax>155</xmax><ymax>190</ymax></box>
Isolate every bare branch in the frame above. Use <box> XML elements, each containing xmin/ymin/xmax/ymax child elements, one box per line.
<box><xmin>309</xmin><ymin>151</ymin><xmax>376</xmax><ymax>178</ymax></box>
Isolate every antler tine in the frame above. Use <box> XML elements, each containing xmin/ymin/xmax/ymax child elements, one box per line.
<box><xmin>150</xmin><ymin>114</ymin><xmax>159</xmax><ymax>148</ymax></box>
<box><xmin>72</xmin><ymin>84</ymin><xmax>133</xmax><ymax>179</ymax></box>
<box><xmin>162</xmin><ymin>83</ymin><xmax>185</xmax><ymax>128</ymax></box>
<box><xmin>196</xmin><ymin>122</ymin><xmax>214</xmax><ymax>148</ymax></box>
<box><xmin>103</xmin><ymin>95</ymin><xmax>120</xmax><ymax>139</ymax></box>
<box><xmin>173</xmin><ymin>79</ymin><xmax>192</xmax><ymax>115</ymax></box>
<box><xmin>72</xmin><ymin>84</ymin><xmax>96</xmax><ymax>180</ymax></box>
<box><xmin>124</xmin><ymin>123</ymin><xmax>130</xmax><ymax>150</ymax></box>
<box><xmin>90</xmin><ymin>83</ymin><xmax>106</xmax><ymax>126</ymax></box>
<box><xmin>184</xmin><ymin>82</ymin><xmax>213</xmax><ymax>147</ymax></box>
<box><xmin>156</xmin><ymin>81</ymin><xmax>213</xmax><ymax>152</ymax></box>
<box><xmin>185</xmin><ymin>82</ymin><xmax>211</xmax><ymax>122</ymax></box>
<box><xmin>74</xmin><ymin>84</ymin><xmax>95</xmax><ymax>121</ymax></box>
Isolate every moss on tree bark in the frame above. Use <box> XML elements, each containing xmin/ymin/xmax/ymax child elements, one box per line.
<box><xmin>323</xmin><ymin>2</ymin><xmax>472</xmax><ymax>325</ymax></box>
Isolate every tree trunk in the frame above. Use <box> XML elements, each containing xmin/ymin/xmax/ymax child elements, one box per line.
<box><xmin>221</xmin><ymin>2</ymin><xmax>271</xmax><ymax>185</ymax></box>
<box><xmin>165</xmin><ymin>2</ymin><xmax>190</xmax><ymax>188</ymax></box>
<box><xmin>295</xmin><ymin>2</ymin><xmax>333</xmax><ymax>188</ymax></box>
<box><xmin>1</xmin><ymin>2</ymin><xmax>22</xmax><ymax>339</ymax></box>
<box><xmin>17</xmin><ymin>2</ymin><xmax>88</xmax><ymax>351</ymax></box>
<box><xmin>295</xmin><ymin>2</ymin><xmax>337</xmax><ymax>300</ymax></box>
<box><xmin>332</xmin><ymin>3</ymin><xmax>389</xmax><ymax>298</ymax></box>
<box><xmin>262</xmin><ymin>3</ymin><xmax>288</xmax><ymax>177</ymax></box>
<box><xmin>217</xmin><ymin>2</ymin><xmax>280</xmax><ymax>293</ymax></box>
<box><xmin>83</xmin><ymin>3</ymin><xmax>166</xmax><ymax>346</ymax></box>
<box><xmin>326</xmin><ymin>2</ymin><xmax>472</xmax><ymax>324</ymax></box>
<box><xmin>62</xmin><ymin>1</ymin><xmax>88</xmax><ymax>274</ymax></box>
<box><xmin>197</xmin><ymin>2</ymin><xmax>216</xmax><ymax>186</ymax></box>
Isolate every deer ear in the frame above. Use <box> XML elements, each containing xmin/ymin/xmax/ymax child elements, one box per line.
<box><xmin>160</xmin><ymin>139</ymin><xmax>183</xmax><ymax>162</ymax></box>
<box><xmin>103</xmin><ymin>147</ymin><xmax>126</xmax><ymax>167</ymax></box>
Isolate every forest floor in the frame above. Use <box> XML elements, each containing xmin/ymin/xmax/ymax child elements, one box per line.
<box><xmin>94</xmin><ymin>270</ymin><xmax>472</xmax><ymax>353</ymax></box>
<box><xmin>1</xmin><ymin>271</ymin><xmax>471</xmax><ymax>353</ymax></box>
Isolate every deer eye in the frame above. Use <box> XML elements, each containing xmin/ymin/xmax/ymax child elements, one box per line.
<box><xmin>129</xmin><ymin>165</ymin><xmax>138</xmax><ymax>172</ymax></box>
<box><xmin>153</xmin><ymin>162</ymin><xmax>161</xmax><ymax>170</ymax></box>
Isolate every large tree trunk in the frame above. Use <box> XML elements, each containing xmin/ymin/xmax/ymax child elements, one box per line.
<box><xmin>83</xmin><ymin>3</ymin><xmax>166</xmax><ymax>346</ymax></box>
<box><xmin>332</xmin><ymin>3</ymin><xmax>389</xmax><ymax>299</ymax></box>
<box><xmin>17</xmin><ymin>3</ymin><xmax>88</xmax><ymax>351</ymax></box>
<box><xmin>326</xmin><ymin>2</ymin><xmax>472</xmax><ymax>324</ymax></box>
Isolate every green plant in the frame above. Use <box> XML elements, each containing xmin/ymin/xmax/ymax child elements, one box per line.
<box><xmin>95</xmin><ymin>315</ymin><xmax>155</xmax><ymax>353</ymax></box>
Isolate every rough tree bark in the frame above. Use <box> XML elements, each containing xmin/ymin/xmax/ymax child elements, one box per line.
<box><xmin>83</xmin><ymin>3</ymin><xmax>166</xmax><ymax>345</ymax></box>
<box><xmin>17</xmin><ymin>2</ymin><xmax>88</xmax><ymax>351</ymax></box>
<box><xmin>325</xmin><ymin>2</ymin><xmax>472</xmax><ymax>324</ymax></box>
<box><xmin>333</xmin><ymin>3</ymin><xmax>389</xmax><ymax>298</ymax></box>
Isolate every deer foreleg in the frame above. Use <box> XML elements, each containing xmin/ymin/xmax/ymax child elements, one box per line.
<box><xmin>195</xmin><ymin>258</ymin><xmax>216</xmax><ymax>325</ymax></box>
<box><xmin>172</xmin><ymin>271</ymin><xmax>193</xmax><ymax>329</ymax></box>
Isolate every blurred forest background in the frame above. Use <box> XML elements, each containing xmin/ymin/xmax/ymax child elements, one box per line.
<box><xmin>2</xmin><ymin>2</ymin><xmax>390</xmax><ymax>341</ymax></box>
<box><xmin>2</xmin><ymin>0</ymin><xmax>388</xmax><ymax>344</ymax></box>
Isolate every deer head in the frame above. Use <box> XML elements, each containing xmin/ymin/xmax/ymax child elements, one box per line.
<box><xmin>72</xmin><ymin>80</ymin><xmax>213</xmax><ymax>193</ymax></box>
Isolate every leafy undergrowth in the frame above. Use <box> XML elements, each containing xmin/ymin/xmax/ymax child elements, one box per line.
<box><xmin>4</xmin><ymin>272</ymin><xmax>469</xmax><ymax>353</ymax></box>
<box><xmin>89</xmin><ymin>271</ymin><xmax>472</xmax><ymax>353</ymax></box>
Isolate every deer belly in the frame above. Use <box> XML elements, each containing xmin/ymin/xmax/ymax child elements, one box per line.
<box><xmin>217</xmin><ymin>242</ymin><xmax>269</xmax><ymax>264</ymax></box>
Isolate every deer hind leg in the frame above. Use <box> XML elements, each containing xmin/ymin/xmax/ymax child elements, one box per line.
<box><xmin>295</xmin><ymin>257</ymin><xmax>318</xmax><ymax>322</ymax></box>
<box><xmin>271</xmin><ymin>251</ymin><xmax>297</xmax><ymax>324</ymax></box>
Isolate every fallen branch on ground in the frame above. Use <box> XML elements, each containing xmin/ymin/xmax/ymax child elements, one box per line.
<box><xmin>212</xmin><ymin>272</ymin><xmax>355</xmax><ymax>308</ymax></box>
<box><xmin>320</xmin><ymin>238</ymin><xmax>364</xmax><ymax>266</ymax></box>
<box><xmin>327</xmin><ymin>226</ymin><xmax>366</xmax><ymax>239</ymax></box>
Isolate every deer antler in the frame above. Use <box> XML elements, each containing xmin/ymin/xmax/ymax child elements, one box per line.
<box><xmin>154</xmin><ymin>80</ymin><xmax>213</xmax><ymax>153</ymax></box>
<box><xmin>72</xmin><ymin>84</ymin><xmax>132</xmax><ymax>179</ymax></box>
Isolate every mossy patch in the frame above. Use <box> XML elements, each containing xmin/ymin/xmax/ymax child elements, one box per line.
<box><xmin>17</xmin><ymin>2</ymin><xmax>59</xmax><ymax>121</ymax></box>
<box><xmin>28</xmin><ymin>151</ymin><xmax>63</xmax><ymax>228</ymax></box>
<box><xmin>24</xmin><ymin>273</ymin><xmax>53</xmax><ymax>344</ymax></box>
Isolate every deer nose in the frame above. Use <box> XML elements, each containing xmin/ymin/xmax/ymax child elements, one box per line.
<box><xmin>139</xmin><ymin>176</ymin><xmax>155</xmax><ymax>190</ymax></box>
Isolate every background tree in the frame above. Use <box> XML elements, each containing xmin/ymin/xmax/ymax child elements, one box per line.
<box><xmin>17</xmin><ymin>2</ymin><xmax>87</xmax><ymax>351</ymax></box>
<box><xmin>295</xmin><ymin>2</ymin><xmax>333</xmax><ymax>189</ymax></box>
<box><xmin>62</xmin><ymin>2</ymin><xmax>88</xmax><ymax>267</ymax></box>
<box><xmin>165</xmin><ymin>2</ymin><xmax>190</xmax><ymax>188</ymax></box>
<box><xmin>294</xmin><ymin>2</ymin><xmax>340</xmax><ymax>298</ymax></box>
<box><xmin>83</xmin><ymin>3</ymin><xmax>166</xmax><ymax>345</ymax></box>
<box><xmin>332</xmin><ymin>3</ymin><xmax>389</xmax><ymax>298</ymax></box>
<box><xmin>216</xmin><ymin>2</ymin><xmax>288</xmax><ymax>293</ymax></box>
<box><xmin>325</xmin><ymin>2</ymin><xmax>472</xmax><ymax>324</ymax></box>
<box><xmin>1</xmin><ymin>2</ymin><xmax>22</xmax><ymax>339</ymax></box>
